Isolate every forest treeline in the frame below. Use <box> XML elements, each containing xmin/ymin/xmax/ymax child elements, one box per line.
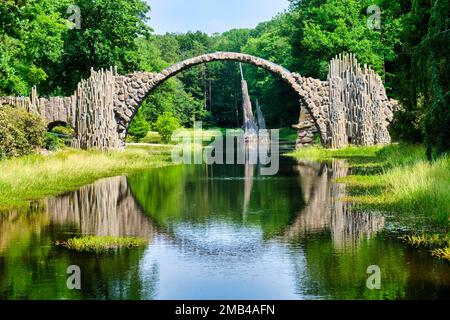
<box><xmin>0</xmin><ymin>0</ymin><xmax>448</xmax><ymax>155</ymax></box>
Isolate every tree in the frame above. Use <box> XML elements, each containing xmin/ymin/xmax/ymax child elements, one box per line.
<box><xmin>127</xmin><ymin>110</ymin><xmax>150</xmax><ymax>142</ymax></box>
<box><xmin>0</xmin><ymin>0</ymin><xmax>69</xmax><ymax>95</ymax></box>
<box><xmin>60</xmin><ymin>0</ymin><xmax>151</xmax><ymax>94</ymax></box>
<box><xmin>154</xmin><ymin>112</ymin><xmax>181</xmax><ymax>144</ymax></box>
<box><xmin>412</xmin><ymin>0</ymin><xmax>449</xmax><ymax>157</ymax></box>
<box><xmin>288</xmin><ymin>0</ymin><xmax>402</xmax><ymax>80</ymax></box>
<box><xmin>0</xmin><ymin>106</ymin><xmax>46</xmax><ymax>158</ymax></box>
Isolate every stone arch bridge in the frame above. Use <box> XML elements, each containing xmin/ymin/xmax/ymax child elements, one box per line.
<box><xmin>0</xmin><ymin>52</ymin><xmax>396</xmax><ymax>150</ymax></box>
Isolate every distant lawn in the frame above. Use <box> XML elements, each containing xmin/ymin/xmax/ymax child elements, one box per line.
<box><xmin>0</xmin><ymin>146</ymin><xmax>173</xmax><ymax>210</ymax></box>
<box><xmin>139</xmin><ymin>131</ymin><xmax>162</xmax><ymax>144</ymax></box>
<box><xmin>132</xmin><ymin>128</ymin><xmax>299</xmax><ymax>145</ymax></box>
<box><xmin>278</xmin><ymin>128</ymin><xmax>298</xmax><ymax>143</ymax></box>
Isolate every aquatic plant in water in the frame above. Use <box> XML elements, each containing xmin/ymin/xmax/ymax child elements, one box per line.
<box><xmin>56</xmin><ymin>236</ymin><xmax>147</xmax><ymax>252</ymax></box>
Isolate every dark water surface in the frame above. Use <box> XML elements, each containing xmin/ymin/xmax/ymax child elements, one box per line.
<box><xmin>0</xmin><ymin>146</ymin><xmax>449</xmax><ymax>300</ymax></box>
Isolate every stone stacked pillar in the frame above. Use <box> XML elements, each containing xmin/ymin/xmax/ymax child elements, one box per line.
<box><xmin>71</xmin><ymin>68</ymin><xmax>120</xmax><ymax>150</ymax></box>
<box><xmin>327</xmin><ymin>53</ymin><xmax>395</xmax><ymax>149</ymax></box>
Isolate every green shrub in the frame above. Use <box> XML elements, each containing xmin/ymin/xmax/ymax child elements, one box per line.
<box><xmin>154</xmin><ymin>112</ymin><xmax>181</xmax><ymax>143</ymax></box>
<box><xmin>0</xmin><ymin>106</ymin><xmax>46</xmax><ymax>158</ymax></box>
<box><xmin>51</xmin><ymin>125</ymin><xmax>75</xmax><ymax>137</ymax></box>
<box><xmin>128</xmin><ymin>110</ymin><xmax>150</xmax><ymax>142</ymax></box>
<box><xmin>45</xmin><ymin>132</ymin><xmax>66</xmax><ymax>151</ymax></box>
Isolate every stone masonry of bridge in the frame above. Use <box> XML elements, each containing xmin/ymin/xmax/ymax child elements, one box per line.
<box><xmin>0</xmin><ymin>52</ymin><xmax>396</xmax><ymax>150</ymax></box>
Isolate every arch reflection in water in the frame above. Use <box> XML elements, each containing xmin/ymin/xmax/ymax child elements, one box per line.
<box><xmin>46</xmin><ymin>176</ymin><xmax>155</xmax><ymax>240</ymax></box>
<box><xmin>284</xmin><ymin>160</ymin><xmax>385</xmax><ymax>249</ymax></box>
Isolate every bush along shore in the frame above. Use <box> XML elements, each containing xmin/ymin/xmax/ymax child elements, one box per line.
<box><xmin>287</xmin><ymin>144</ymin><xmax>450</xmax><ymax>261</ymax></box>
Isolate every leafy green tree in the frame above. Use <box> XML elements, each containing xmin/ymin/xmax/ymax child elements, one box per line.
<box><xmin>241</xmin><ymin>14</ymin><xmax>299</xmax><ymax>127</ymax></box>
<box><xmin>288</xmin><ymin>0</ymin><xmax>401</xmax><ymax>80</ymax></box>
<box><xmin>410</xmin><ymin>0</ymin><xmax>449</xmax><ymax>157</ymax></box>
<box><xmin>135</xmin><ymin>35</ymin><xmax>206</xmax><ymax>128</ymax></box>
<box><xmin>127</xmin><ymin>109</ymin><xmax>150</xmax><ymax>142</ymax></box>
<box><xmin>0</xmin><ymin>0</ymin><xmax>69</xmax><ymax>95</ymax></box>
<box><xmin>60</xmin><ymin>0</ymin><xmax>151</xmax><ymax>94</ymax></box>
<box><xmin>154</xmin><ymin>112</ymin><xmax>181</xmax><ymax>144</ymax></box>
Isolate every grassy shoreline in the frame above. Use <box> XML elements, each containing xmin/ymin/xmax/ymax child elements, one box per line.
<box><xmin>286</xmin><ymin>143</ymin><xmax>450</xmax><ymax>260</ymax></box>
<box><xmin>0</xmin><ymin>145</ymin><xmax>173</xmax><ymax>210</ymax></box>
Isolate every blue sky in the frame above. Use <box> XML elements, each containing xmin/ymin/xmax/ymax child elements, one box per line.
<box><xmin>146</xmin><ymin>0</ymin><xmax>290</xmax><ymax>35</ymax></box>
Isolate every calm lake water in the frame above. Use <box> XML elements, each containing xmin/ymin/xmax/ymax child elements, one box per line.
<box><xmin>0</xmin><ymin>144</ymin><xmax>449</xmax><ymax>300</ymax></box>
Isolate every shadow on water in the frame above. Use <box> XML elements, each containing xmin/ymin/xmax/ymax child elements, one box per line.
<box><xmin>0</xmin><ymin>144</ymin><xmax>449</xmax><ymax>299</ymax></box>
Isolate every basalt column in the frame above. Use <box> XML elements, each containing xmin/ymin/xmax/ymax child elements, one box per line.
<box><xmin>71</xmin><ymin>68</ymin><xmax>120</xmax><ymax>150</ymax></box>
<box><xmin>327</xmin><ymin>53</ymin><xmax>396</xmax><ymax>149</ymax></box>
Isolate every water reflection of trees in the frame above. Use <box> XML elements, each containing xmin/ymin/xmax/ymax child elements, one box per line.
<box><xmin>284</xmin><ymin>160</ymin><xmax>385</xmax><ymax>249</ymax></box>
<box><xmin>128</xmin><ymin>162</ymin><xmax>304</xmax><ymax>239</ymax></box>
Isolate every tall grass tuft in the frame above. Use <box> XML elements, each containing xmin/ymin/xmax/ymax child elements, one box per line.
<box><xmin>400</xmin><ymin>233</ymin><xmax>450</xmax><ymax>261</ymax></box>
<box><xmin>432</xmin><ymin>247</ymin><xmax>450</xmax><ymax>260</ymax></box>
<box><xmin>384</xmin><ymin>156</ymin><xmax>450</xmax><ymax>223</ymax></box>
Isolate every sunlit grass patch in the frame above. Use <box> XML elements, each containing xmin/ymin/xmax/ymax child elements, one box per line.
<box><xmin>56</xmin><ymin>236</ymin><xmax>147</xmax><ymax>252</ymax></box>
<box><xmin>432</xmin><ymin>247</ymin><xmax>450</xmax><ymax>261</ymax></box>
<box><xmin>399</xmin><ymin>234</ymin><xmax>449</xmax><ymax>247</ymax></box>
<box><xmin>288</xmin><ymin>144</ymin><xmax>449</xmax><ymax>226</ymax></box>
<box><xmin>137</xmin><ymin>131</ymin><xmax>162</xmax><ymax>144</ymax></box>
<box><xmin>287</xmin><ymin>143</ymin><xmax>427</xmax><ymax>168</ymax></box>
<box><xmin>383</xmin><ymin>157</ymin><xmax>450</xmax><ymax>224</ymax></box>
<box><xmin>286</xmin><ymin>145</ymin><xmax>383</xmax><ymax>164</ymax></box>
<box><xmin>337</xmin><ymin>174</ymin><xmax>384</xmax><ymax>188</ymax></box>
<box><xmin>400</xmin><ymin>233</ymin><xmax>450</xmax><ymax>261</ymax></box>
<box><xmin>0</xmin><ymin>146</ymin><xmax>173</xmax><ymax>210</ymax></box>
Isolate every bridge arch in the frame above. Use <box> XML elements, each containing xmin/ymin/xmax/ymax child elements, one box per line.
<box><xmin>113</xmin><ymin>52</ymin><xmax>329</xmax><ymax>145</ymax></box>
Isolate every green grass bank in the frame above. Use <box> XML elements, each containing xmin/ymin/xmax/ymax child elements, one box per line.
<box><xmin>287</xmin><ymin>143</ymin><xmax>450</xmax><ymax>260</ymax></box>
<box><xmin>0</xmin><ymin>145</ymin><xmax>173</xmax><ymax>210</ymax></box>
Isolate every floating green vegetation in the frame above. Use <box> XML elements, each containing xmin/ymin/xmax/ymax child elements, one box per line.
<box><xmin>399</xmin><ymin>234</ymin><xmax>450</xmax><ymax>261</ymax></box>
<box><xmin>56</xmin><ymin>236</ymin><xmax>148</xmax><ymax>253</ymax></box>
